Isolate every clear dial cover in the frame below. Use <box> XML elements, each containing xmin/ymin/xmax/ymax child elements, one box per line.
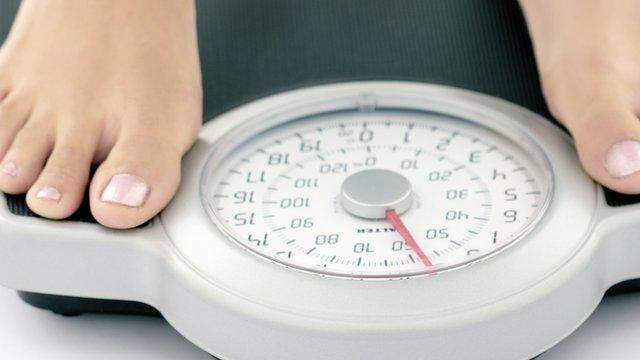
<box><xmin>202</xmin><ymin>108</ymin><xmax>551</xmax><ymax>279</ymax></box>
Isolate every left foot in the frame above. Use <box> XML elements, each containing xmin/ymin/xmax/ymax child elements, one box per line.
<box><xmin>0</xmin><ymin>0</ymin><xmax>202</xmax><ymax>228</ymax></box>
<box><xmin>520</xmin><ymin>0</ymin><xmax>640</xmax><ymax>193</ymax></box>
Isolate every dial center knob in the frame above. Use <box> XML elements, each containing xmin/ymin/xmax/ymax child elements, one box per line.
<box><xmin>340</xmin><ymin>169</ymin><xmax>413</xmax><ymax>219</ymax></box>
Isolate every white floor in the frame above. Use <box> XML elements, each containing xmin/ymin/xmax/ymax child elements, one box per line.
<box><xmin>1</xmin><ymin>286</ymin><xmax>639</xmax><ymax>359</ymax></box>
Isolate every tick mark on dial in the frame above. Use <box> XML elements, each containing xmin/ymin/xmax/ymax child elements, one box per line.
<box><xmin>276</xmin><ymin>251</ymin><xmax>291</xmax><ymax>258</ymax></box>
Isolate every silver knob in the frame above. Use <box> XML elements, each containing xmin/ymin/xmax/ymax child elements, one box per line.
<box><xmin>340</xmin><ymin>169</ymin><xmax>413</xmax><ymax>219</ymax></box>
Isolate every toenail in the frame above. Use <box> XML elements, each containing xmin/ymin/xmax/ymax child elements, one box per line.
<box><xmin>605</xmin><ymin>140</ymin><xmax>640</xmax><ymax>178</ymax></box>
<box><xmin>0</xmin><ymin>162</ymin><xmax>18</xmax><ymax>177</ymax></box>
<box><xmin>36</xmin><ymin>187</ymin><xmax>62</xmax><ymax>202</ymax></box>
<box><xmin>100</xmin><ymin>174</ymin><xmax>150</xmax><ymax>207</ymax></box>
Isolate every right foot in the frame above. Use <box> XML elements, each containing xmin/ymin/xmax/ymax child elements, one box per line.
<box><xmin>520</xmin><ymin>0</ymin><xmax>640</xmax><ymax>194</ymax></box>
<box><xmin>0</xmin><ymin>0</ymin><xmax>202</xmax><ymax>228</ymax></box>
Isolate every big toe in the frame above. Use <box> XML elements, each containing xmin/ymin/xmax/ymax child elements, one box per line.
<box><xmin>547</xmin><ymin>78</ymin><xmax>640</xmax><ymax>194</ymax></box>
<box><xmin>575</xmin><ymin>107</ymin><xmax>640</xmax><ymax>193</ymax></box>
<box><xmin>89</xmin><ymin>136</ymin><xmax>183</xmax><ymax>229</ymax></box>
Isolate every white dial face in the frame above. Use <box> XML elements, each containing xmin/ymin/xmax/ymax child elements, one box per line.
<box><xmin>202</xmin><ymin>109</ymin><xmax>551</xmax><ymax>279</ymax></box>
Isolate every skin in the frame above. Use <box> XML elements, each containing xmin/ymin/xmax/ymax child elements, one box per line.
<box><xmin>519</xmin><ymin>0</ymin><xmax>640</xmax><ymax>193</ymax></box>
<box><xmin>0</xmin><ymin>0</ymin><xmax>201</xmax><ymax>229</ymax></box>
<box><xmin>0</xmin><ymin>0</ymin><xmax>638</xmax><ymax>229</ymax></box>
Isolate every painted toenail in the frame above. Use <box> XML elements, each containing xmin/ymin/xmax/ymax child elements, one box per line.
<box><xmin>1</xmin><ymin>162</ymin><xmax>18</xmax><ymax>177</ymax></box>
<box><xmin>36</xmin><ymin>187</ymin><xmax>62</xmax><ymax>202</ymax></box>
<box><xmin>606</xmin><ymin>140</ymin><xmax>640</xmax><ymax>178</ymax></box>
<box><xmin>100</xmin><ymin>174</ymin><xmax>150</xmax><ymax>207</ymax></box>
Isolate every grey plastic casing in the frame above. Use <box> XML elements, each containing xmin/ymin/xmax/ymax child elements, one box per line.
<box><xmin>0</xmin><ymin>82</ymin><xmax>638</xmax><ymax>360</ymax></box>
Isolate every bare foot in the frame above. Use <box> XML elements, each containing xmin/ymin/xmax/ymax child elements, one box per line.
<box><xmin>520</xmin><ymin>0</ymin><xmax>640</xmax><ymax>193</ymax></box>
<box><xmin>0</xmin><ymin>0</ymin><xmax>202</xmax><ymax>228</ymax></box>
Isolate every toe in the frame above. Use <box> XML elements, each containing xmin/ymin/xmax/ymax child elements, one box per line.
<box><xmin>0</xmin><ymin>115</ymin><xmax>53</xmax><ymax>194</ymax></box>
<box><xmin>25</xmin><ymin>117</ymin><xmax>98</xmax><ymax>219</ymax></box>
<box><xmin>574</xmin><ymin>105</ymin><xmax>640</xmax><ymax>193</ymax></box>
<box><xmin>0</xmin><ymin>90</ymin><xmax>33</xmax><ymax>159</ymax></box>
<box><xmin>89</xmin><ymin>135</ymin><xmax>182</xmax><ymax>229</ymax></box>
<box><xmin>544</xmin><ymin>73</ymin><xmax>640</xmax><ymax>193</ymax></box>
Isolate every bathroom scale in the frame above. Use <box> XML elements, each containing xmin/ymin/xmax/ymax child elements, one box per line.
<box><xmin>2</xmin><ymin>80</ymin><xmax>640</xmax><ymax>360</ymax></box>
<box><xmin>2</xmin><ymin>1</ymin><xmax>640</xmax><ymax>359</ymax></box>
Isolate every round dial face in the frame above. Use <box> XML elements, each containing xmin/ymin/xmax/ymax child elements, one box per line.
<box><xmin>202</xmin><ymin>109</ymin><xmax>552</xmax><ymax>279</ymax></box>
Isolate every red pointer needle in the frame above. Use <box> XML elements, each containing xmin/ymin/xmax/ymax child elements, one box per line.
<box><xmin>385</xmin><ymin>209</ymin><xmax>433</xmax><ymax>267</ymax></box>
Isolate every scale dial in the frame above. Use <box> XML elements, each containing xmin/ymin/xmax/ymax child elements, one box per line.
<box><xmin>202</xmin><ymin>109</ymin><xmax>552</xmax><ymax>279</ymax></box>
